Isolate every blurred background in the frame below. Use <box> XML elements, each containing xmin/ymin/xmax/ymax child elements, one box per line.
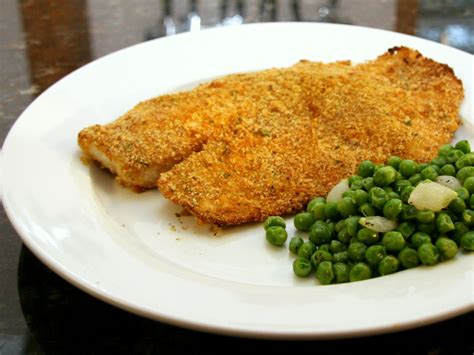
<box><xmin>1</xmin><ymin>0</ymin><xmax>473</xmax><ymax>142</ymax></box>
<box><xmin>0</xmin><ymin>1</ymin><xmax>473</xmax><ymax>354</ymax></box>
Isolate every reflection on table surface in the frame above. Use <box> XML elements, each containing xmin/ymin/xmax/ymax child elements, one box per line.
<box><xmin>0</xmin><ymin>0</ymin><xmax>473</xmax><ymax>353</ymax></box>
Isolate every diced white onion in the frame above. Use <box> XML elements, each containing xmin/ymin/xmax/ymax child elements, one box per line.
<box><xmin>327</xmin><ymin>179</ymin><xmax>350</xmax><ymax>202</ymax></box>
<box><xmin>435</xmin><ymin>175</ymin><xmax>462</xmax><ymax>190</ymax></box>
<box><xmin>408</xmin><ymin>181</ymin><xmax>457</xmax><ymax>211</ymax></box>
<box><xmin>359</xmin><ymin>216</ymin><xmax>398</xmax><ymax>233</ymax></box>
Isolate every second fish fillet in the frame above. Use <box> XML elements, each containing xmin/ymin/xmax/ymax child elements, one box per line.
<box><xmin>157</xmin><ymin>47</ymin><xmax>463</xmax><ymax>225</ymax></box>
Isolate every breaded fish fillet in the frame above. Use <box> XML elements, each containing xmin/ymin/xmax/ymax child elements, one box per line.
<box><xmin>78</xmin><ymin>60</ymin><xmax>350</xmax><ymax>189</ymax></box>
<box><xmin>157</xmin><ymin>47</ymin><xmax>463</xmax><ymax>225</ymax></box>
<box><xmin>78</xmin><ymin>47</ymin><xmax>463</xmax><ymax>225</ymax></box>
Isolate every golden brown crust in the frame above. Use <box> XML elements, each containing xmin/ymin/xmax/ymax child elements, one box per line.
<box><xmin>157</xmin><ymin>47</ymin><xmax>463</xmax><ymax>225</ymax></box>
<box><xmin>78</xmin><ymin>47</ymin><xmax>464</xmax><ymax>225</ymax></box>
<box><xmin>78</xmin><ymin>60</ymin><xmax>352</xmax><ymax>189</ymax></box>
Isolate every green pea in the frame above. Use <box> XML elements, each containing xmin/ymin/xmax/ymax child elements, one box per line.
<box><xmin>435</xmin><ymin>213</ymin><xmax>454</xmax><ymax>234</ymax></box>
<box><xmin>298</xmin><ymin>241</ymin><xmax>316</xmax><ymax>259</ymax></box>
<box><xmin>319</xmin><ymin>243</ymin><xmax>330</xmax><ymax>252</ymax></box>
<box><xmin>266</xmin><ymin>226</ymin><xmax>288</xmax><ymax>246</ymax></box>
<box><xmin>418</xmin><ymin>243</ymin><xmax>439</xmax><ymax>265</ymax></box>
<box><xmin>309</xmin><ymin>221</ymin><xmax>332</xmax><ymax>245</ymax></box>
<box><xmin>311</xmin><ymin>250</ymin><xmax>333</xmax><ymax>269</ymax></box>
<box><xmin>408</xmin><ymin>173</ymin><xmax>422</xmax><ymax>186</ymax></box>
<box><xmin>383</xmin><ymin>198</ymin><xmax>403</xmax><ymax>220</ymax></box>
<box><xmin>435</xmin><ymin>237</ymin><xmax>458</xmax><ymax>260</ymax></box>
<box><xmin>420</xmin><ymin>166</ymin><xmax>438</xmax><ymax>181</ymax></box>
<box><xmin>378</xmin><ymin>255</ymin><xmax>400</xmax><ymax>276</ymax></box>
<box><xmin>400</xmin><ymin>186</ymin><xmax>415</xmax><ymax>203</ymax></box>
<box><xmin>395</xmin><ymin>171</ymin><xmax>403</xmax><ymax>181</ymax></box>
<box><xmin>294</xmin><ymin>212</ymin><xmax>315</xmax><ymax>232</ymax></box>
<box><xmin>446</xmin><ymin>149</ymin><xmax>464</xmax><ymax>163</ymax></box>
<box><xmin>462</xmin><ymin>209</ymin><xmax>474</xmax><ymax>226</ymax></box>
<box><xmin>333</xmin><ymin>262</ymin><xmax>350</xmax><ymax>283</ymax></box>
<box><xmin>358</xmin><ymin>160</ymin><xmax>375</xmax><ymax>177</ymax></box>
<box><xmin>349</xmin><ymin>262</ymin><xmax>372</xmax><ymax>282</ymax></box>
<box><xmin>455</xmin><ymin>154</ymin><xmax>473</xmax><ymax>169</ymax></box>
<box><xmin>360</xmin><ymin>203</ymin><xmax>376</xmax><ymax>217</ymax></box>
<box><xmin>337</xmin><ymin>227</ymin><xmax>351</xmax><ymax>244</ymax></box>
<box><xmin>449</xmin><ymin>197</ymin><xmax>466</xmax><ymax>215</ymax></box>
<box><xmin>327</xmin><ymin>221</ymin><xmax>336</xmax><ymax>236</ymax></box>
<box><xmin>333</xmin><ymin>251</ymin><xmax>349</xmax><ymax>263</ymax></box>
<box><xmin>401</xmin><ymin>204</ymin><xmax>418</xmax><ymax>220</ymax></box>
<box><xmin>342</xmin><ymin>190</ymin><xmax>355</xmax><ymax>199</ymax></box>
<box><xmin>431</xmin><ymin>156</ymin><xmax>447</xmax><ymax>167</ymax></box>
<box><xmin>351</xmin><ymin>180</ymin><xmax>365</xmax><ymax>190</ymax></box>
<box><xmin>417</xmin><ymin>223</ymin><xmax>436</xmax><ymax>235</ymax></box>
<box><xmin>369</xmin><ymin>187</ymin><xmax>387</xmax><ymax>209</ymax></box>
<box><xmin>316</xmin><ymin>261</ymin><xmax>334</xmax><ymax>285</ymax></box>
<box><xmin>387</xmin><ymin>156</ymin><xmax>402</xmax><ymax>170</ymax></box>
<box><xmin>362</xmin><ymin>177</ymin><xmax>375</xmax><ymax>191</ymax></box>
<box><xmin>411</xmin><ymin>232</ymin><xmax>432</xmax><ymax>249</ymax></box>
<box><xmin>456</xmin><ymin>166</ymin><xmax>474</xmax><ymax>183</ymax></box>
<box><xmin>428</xmin><ymin>164</ymin><xmax>441</xmax><ymax>174</ymax></box>
<box><xmin>345</xmin><ymin>216</ymin><xmax>361</xmax><ymax>238</ymax></box>
<box><xmin>337</xmin><ymin>197</ymin><xmax>357</xmax><ymax>218</ymax></box>
<box><xmin>348</xmin><ymin>175</ymin><xmax>363</xmax><ymax>186</ymax></box>
<box><xmin>357</xmin><ymin>228</ymin><xmax>380</xmax><ymax>245</ymax></box>
<box><xmin>464</xmin><ymin>152</ymin><xmax>474</xmax><ymax>163</ymax></box>
<box><xmin>452</xmin><ymin>222</ymin><xmax>469</xmax><ymax>245</ymax></box>
<box><xmin>436</xmin><ymin>212</ymin><xmax>456</xmax><ymax>233</ymax></box>
<box><xmin>387</xmin><ymin>192</ymin><xmax>401</xmax><ymax>200</ymax></box>
<box><xmin>416</xmin><ymin>209</ymin><xmax>435</xmax><ymax>224</ymax></box>
<box><xmin>396</xmin><ymin>222</ymin><xmax>416</xmax><ymax>239</ymax></box>
<box><xmin>330</xmin><ymin>240</ymin><xmax>347</xmax><ymax>253</ymax></box>
<box><xmin>373</xmin><ymin>166</ymin><xmax>397</xmax><ymax>187</ymax></box>
<box><xmin>352</xmin><ymin>189</ymin><xmax>369</xmax><ymax>206</ymax></box>
<box><xmin>383</xmin><ymin>231</ymin><xmax>406</xmax><ymax>252</ymax></box>
<box><xmin>455</xmin><ymin>140</ymin><xmax>471</xmax><ymax>154</ymax></box>
<box><xmin>264</xmin><ymin>216</ymin><xmax>286</xmax><ymax>230</ymax></box>
<box><xmin>289</xmin><ymin>236</ymin><xmax>304</xmax><ymax>254</ymax></box>
<box><xmin>307</xmin><ymin>197</ymin><xmax>326</xmax><ymax>212</ymax></box>
<box><xmin>446</xmin><ymin>210</ymin><xmax>458</xmax><ymax>223</ymax></box>
<box><xmin>365</xmin><ymin>245</ymin><xmax>387</xmax><ymax>266</ymax></box>
<box><xmin>324</xmin><ymin>201</ymin><xmax>339</xmax><ymax>221</ymax></box>
<box><xmin>461</xmin><ymin>231</ymin><xmax>474</xmax><ymax>251</ymax></box>
<box><xmin>440</xmin><ymin>164</ymin><xmax>456</xmax><ymax>176</ymax></box>
<box><xmin>399</xmin><ymin>160</ymin><xmax>419</xmax><ymax>177</ymax></box>
<box><xmin>310</xmin><ymin>202</ymin><xmax>326</xmax><ymax>220</ymax></box>
<box><xmin>418</xmin><ymin>163</ymin><xmax>430</xmax><ymax>171</ymax></box>
<box><xmin>455</xmin><ymin>187</ymin><xmax>470</xmax><ymax>201</ymax></box>
<box><xmin>383</xmin><ymin>187</ymin><xmax>394</xmax><ymax>193</ymax></box>
<box><xmin>398</xmin><ymin>248</ymin><xmax>419</xmax><ymax>268</ymax></box>
<box><xmin>335</xmin><ymin>219</ymin><xmax>346</xmax><ymax>232</ymax></box>
<box><xmin>438</xmin><ymin>144</ymin><xmax>454</xmax><ymax>156</ymax></box>
<box><xmin>293</xmin><ymin>257</ymin><xmax>312</xmax><ymax>277</ymax></box>
<box><xmin>463</xmin><ymin>176</ymin><xmax>474</xmax><ymax>194</ymax></box>
<box><xmin>348</xmin><ymin>242</ymin><xmax>367</xmax><ymax>262</ymax></box>
<box><xmin>394</xmin><ymin>180</ymin><xmax>412</xmax><ymax>194</ymax></box>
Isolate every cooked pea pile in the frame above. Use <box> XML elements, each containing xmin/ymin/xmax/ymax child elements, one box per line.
<box><xmin>264</xmin><ymin>140</ymin><xmax>474</xmax><ymax>285</ymax></box>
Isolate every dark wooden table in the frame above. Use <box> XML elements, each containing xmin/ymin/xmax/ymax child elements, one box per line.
<box><xmin>1</xmin><ymin>1</ymin><xmax>473</xmax><ymax>353</ymax></box>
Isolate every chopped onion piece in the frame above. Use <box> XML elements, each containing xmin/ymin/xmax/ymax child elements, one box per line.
<box><xmin>408</xmin><ymin>181</ymin><xmax>457</xmax><ymax>211</ymax></box>
<box><xmin>327</xmin><ymin>179</ymin><xmax>349</xmax><ymax>202</ymax></box>
<box><xmin>359</xmin><ymin>216</ymin><xmax>398</xmax><ymax>233</ymax></box>
<box><xmin>435</xmin><ymin>175</ymin><xmax>462</xmax><ymax>190</ymax></box>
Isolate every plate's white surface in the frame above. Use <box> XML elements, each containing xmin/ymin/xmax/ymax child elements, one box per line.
<box><xmin>2</xmin><ymin>23</ymin><xmax>473</xmax><ymax>339</ymax></box>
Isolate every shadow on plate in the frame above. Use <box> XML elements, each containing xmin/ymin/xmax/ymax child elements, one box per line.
<box><xmin>17</xmin><ymin>247</ymin><xmax>472</xmax><ymax>354</ymax></box>
<box><xmin>88</xmin><ymin>162</ymin><xmax>263</xmax><ymax>240</ymax></box>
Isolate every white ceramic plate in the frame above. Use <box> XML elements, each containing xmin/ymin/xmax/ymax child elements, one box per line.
<box><xmin>2</xmin><ymin>23</ymin><xmax>473</xmax><ymax>339</ymax></box>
